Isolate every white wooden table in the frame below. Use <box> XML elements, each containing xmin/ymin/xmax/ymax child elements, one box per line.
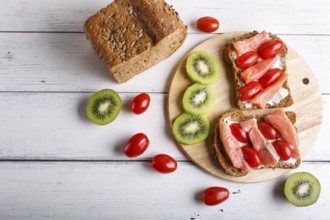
<box><xmin>1</xmin><ymin>0</ymin><xmax>330</xmax><ymax>219</ymax></box>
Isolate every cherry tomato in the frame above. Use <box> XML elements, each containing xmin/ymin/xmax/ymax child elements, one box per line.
<box><xmin>258</xmin><ymin>39</ymin><xmax>284</xmax><ymax>59</ymax></box>
<box><xmin>259</xmin><ymin>68</ymin><xmax>283</xmax><ymax>88</ymax></box>
<box><xmin>238</xmin><ymin>81</ymin><xmax>263</xmax><ymax>101</ymax></box>
<box><xmin>241</xmin><ymin>146</ymin><xmax>261</xmax><ymax>168</ymax></box>
<box><xmin>196</xmin><ymin>16</ymin><xmax>219</xmax><ymax>33</ymax></box>
<box><xmin>124</xmin><ymin>133</ymin><xmax>149</xmax><ymax>158</ymax></box>
<box><xmin>257</xmin><ymin>121</ymin><xmax>278</xmax><ymax>139</ymax></box>
<box><xmin>202</xmin><ymin>187</ymin><xmax>229</xmax><ymax>206</ymax></box>
<box><xmin>130</xmin><ymin>93</ymin><xmax>150</xmax><ymax>114</ymax></box>
<box><xmin>272</xmin><ymin>140</ymin><xmax>292</xmax><ymax>161</ymax></box>
<box><xmin>230</xmin><ymin>123</ymin><xmax>248</xmax><ymax>143</ymax></box>
<box><xmin>152</xmin><ymin>154</ymin><xmax>177</xmax><ymax>173</ymax></box>
<box><xmin>236</xmin><ymin>51</ymin><xmax>259</xmax><ymax>69</ymax></box>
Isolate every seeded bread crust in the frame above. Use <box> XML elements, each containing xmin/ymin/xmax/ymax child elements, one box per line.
<box><xmin>84</xmin><ymin>0</ymin><xmax>187</xmax><ymax>83</ymax></box>
<box><xmin>223</xmin><ymin>31</ymin><xmax>293</xmax><ymax>110</ymax></box>
<box><xmin>212</xmin><ymin>110</ymin><xmax>301</xmax><ymax>177</ymax></box>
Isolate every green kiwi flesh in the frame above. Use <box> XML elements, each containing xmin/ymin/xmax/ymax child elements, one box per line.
<box><xmin>172</xmin><ymin>113</ymin><xmax>210</xmax><ymax>145</ymax></box>
<box><xmin>86</xmin><ymin>89</ymin><xmax>122</xmax><ymax>125</ymax></box>
<box><xmin>186</xmin><ymin>51</ymin><xmax>219</xmax><ymax>85</ymax></box>
<box><xmin>284</xmin><ymin>172</ymin><xmax>321</xmax><ymax>207</ymax></box>
<box><xmin>183</xmin><ymin>83</ymin><xmax>215</xmax><ymax>115</ymax></box>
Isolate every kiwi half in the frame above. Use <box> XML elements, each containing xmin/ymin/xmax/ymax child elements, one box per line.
<box><xmin>284</xmin><ymin>172</ymin><xmax>321</xmax><ymax>207</ymax></box>
<box><xmin>172</xmin><ymin>113</ymin><xmax>210</xmax><ymax>145</ymax></box>
<box><xmin>86</xmin><ymin>89</ymin><xmax>122</xmax><ymax>125</ymax></box>
<box><xmin>186</xmin><ymin>51</ymin><xmax>219</xmax><ymax>84</ymax></box>
<box><xmin>183</xmin><ymin>83</ymin><xmax>215</xmax><ymax>115</ymax></box>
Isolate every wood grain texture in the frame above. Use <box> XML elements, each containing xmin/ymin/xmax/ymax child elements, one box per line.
<box><xmin>0</xmin><ymin>0</ymin><xmax>330</xmax><ymax>34</ymax></box>
<box><xmin>0</xmin><ymin>161</ymin><xmax>329</xmax><ymax>220</ymax></box>
<box><xmin>0</xmin><ymin>0</ymin><xmax>329</xmax><ymax>219</ymax></box>
<box><xmin>0</xmin><ymin>92</ymin><xmax>183</xmax><ymax>160</ymax></box>
<box><xmin>0</xmin><ymin>33</ymin><xmax>330</xmax><ymax>93</ymax></box>
<box><xmin>168</xmin><ymin>32</ymin><xmax>322</xmax><ymax>182</ymax></box>
<box><xmin>0</xmin><ymin>91</ymin><xmax>329</xmax><ymax>161</ymax></box>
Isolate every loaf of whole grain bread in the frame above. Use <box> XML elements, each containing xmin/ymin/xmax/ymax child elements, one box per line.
<box><xmin>213</xmin><ymin>110</ymin><xmax>301</xmax><ymax>177</ymax></box>
<box><xmin>84</xmin><ymin>0</ymin><xmax>187</xmax><ymax>83</ymax></box>
<box><xmin>223</xmin><ymin>31</ymin><xmax>293</xmax><ymax>110</ymax></box>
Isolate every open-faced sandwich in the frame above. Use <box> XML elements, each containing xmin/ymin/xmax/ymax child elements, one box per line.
<box><xmin>223</xmin><ymin>31</ymin><xmax>293</xmax><ymax>110</ymax></box>
<box><xmin>213</xmin><ymin>109</ymin><xmax>301</xmax><ymax>177</ymax></box>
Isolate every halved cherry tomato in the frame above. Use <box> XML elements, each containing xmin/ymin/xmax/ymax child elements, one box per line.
<box><xmin>130</xmin><ymin>93</ymin><xmax>150</xmax><ymax>114</ymax></box>
<box><xmin>202</xmin><ymin>187</ymin><xmax>229</xmax><ymax>206</ymax></box>
<box><xmin>124</xmin><ymin>133</ymin><xmax>149</xmax><ymax>158</ymax></box>
<box><xmin>236</xmin><ymin>51</ymin><xmax>259</xmax><ymax>69</ymax></box>
<box><xmin>230</xmin><ymin>123</ymin><xmax>248</xmax><ymax>143</ymax></box>
<box><xmin>238</xmin><ymin>81</ymin><xmax>263</xmax><ymax>101</ymax></box>
<box><xmin>259</xmin><ymin>68</ymin><xmax>283</xmax><ymax>88</ymax></box>
<box><xmin>196</xmin><ymin>16</ymin><xmax>219</xmax><ymax>33</ymax></box>
<box><xmin>258</xmin><ymin>39</ymin><xmax>284</xmax><ymax>59</ymax></box>
<box><xmin>257</xmin><ymin>121</ymin><xmax>278</xmax><ymax>139</ymax></box>
<box><xmin>241</xmin><ymin>146</ymin><xmax>261</xmax><ymax>168</ymax></box>
<box><xmin>152</xmin><ymin>154</ymin><xmax>177</xmax><ymax>174</ymax></box>
<box><xmin>272</xmin><ymin>140</ymin><xmax>292</xmax><ymax>161</ymax></box>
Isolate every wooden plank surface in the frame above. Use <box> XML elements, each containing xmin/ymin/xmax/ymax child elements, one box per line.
<box><xmin>0</xmin><ymin>92</ymin><xmax>328</xmax><ymax>161</ymax></box>
<box><xmin>0</xmin><ymin>161</ymin><xmax>328</xmax><ymax>220</ymax></box>
<box><xmin>0</xmin><ymin>33</ymin><xmax>330</xmax><ymax>93</ymax></box>
<box><xmin>0</xmin><ymin>0</ymin><xmax>330</xmax><ymax>34</ymax></box>
<box><xmin>1</xmin><ymin>0</ymin><xmax>330</xmax><ymax>219</ymax></box>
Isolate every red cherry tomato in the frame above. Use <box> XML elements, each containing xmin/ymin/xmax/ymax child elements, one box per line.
<box><xmin>238</xmin><ymin>81</ymin><xmax>263</xmax><ymax>101</ymax></box>
<box><xmin>257</xmin><ymin>121</ymin><xmax>278</xmax><ymax>139</ymax></box>
<box><xmin>241</xmin><ymin>146</ymin><xmax>261</xmax><ymax>168</ymax></box>
<box><xmin>258</xmin><ymin>39</ymin><xmax>284</xmax><ymax>59</ymax></box>
<box><xmin>196</xmin><ymin>16</ymin><xmax>219</xmax><ymax>33</ymax></box>
<box><xmin>236</xmin><ymin>51</ymin><xmax>259</xmax><ymax>69</ymax></box>
<box><xmin>259</xmin><ymin>68</ymin><xmax>283</xmax><ymax>88</ymax></box>
<box><xmin>272</xmin><ymin>140</ymin><xmax>292</xmax><ymax>161</ymax></box>
<box><xmin>130</xmin><ymin>93</ymin><xmax>150</xmax><ymax>114</ymax></box>
<box><xmin>152</xmin><ymin>154</ymin><xmax>177</xmax><ymax>174</ymax></box>
<box><xmin>124</xmin><ymin>133</ymin><xmax>149</xmax><ymax>158</ymax></box>
<box><xmin>230</xmin><ymin>123</ymin><xmax>248</xmax><ymax>143</ymax></box>
<box><xmin>202</xmin><ymin>187</ymin><xmax>229</xmax><ymax>206</ymax></box>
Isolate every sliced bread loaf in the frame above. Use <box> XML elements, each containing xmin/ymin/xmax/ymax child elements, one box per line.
<box><xmin>84</xmin><ymin>0</ymin><xmax>187</xmax><ymax>83</ymax></box>
<box><xmin>223</xmin><ymin>31</ymin><xmax>293</xmax><ymax>110</ymax></box>
<box><xmin>213</xmin><ymin>110</ymin><xmax>301</xmax><ymax>177</ymax></box>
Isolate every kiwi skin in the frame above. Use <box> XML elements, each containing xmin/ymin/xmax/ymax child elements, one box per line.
<box><xmin>172</xmin><ymin>113</ymin><xmax>210</xmax><ymax>145</ymax></box>
<box><xmin>182</xmin><ymin>83</ymin><xmax>216</xmax><ymax>115</ymax></box>
<box><xmin>186</xmin><ymin>51</ymin><xmax>219</xmax><ymax>85</ymax></box>
<box><xmin>86</xmin><ymin>89</ymin><xmax>122</xmax><ymax>125</ymax></box>
<box><xmin>284</xmin><ymin>172</ymin><xmax>321</xmax><ymax>207</ymax></box>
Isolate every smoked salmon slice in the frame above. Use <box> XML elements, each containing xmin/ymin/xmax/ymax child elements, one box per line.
<box><xmin>241</xmin><ymin>55</ymin><xmax>279</xmax><ymax>84</ymax></box>
<box><xmin>265</xmin><ymin>110</ymin><xmax>300</xmax><ymax>158</ymax></box>
<box><xmin>219</xmin><ymin>121</ymin><xmax>251</xmax><ymax>174</ymax></box>
<box><xmin>249</xmin><ymin>73</ymin><xmax>288</xmax><ymax>108</ymax></box>
<box><xmin>240</xmin><ymin>118</ymin><xmax>266</xmax><ymax>152</ymax></box>
<box><xmin>240</xmin><ymin>118</ymin><xmax>279</xmax><ymax>166</ymax></box>
<box><xmin>258</xmin><ymin>143</ymin><xmax>280</xmax><ymax>166</ymax></box>
<box><xmin>234</xmin><ymin>31</ymin><xmax>271</xmax><ymax>57</ymax></box>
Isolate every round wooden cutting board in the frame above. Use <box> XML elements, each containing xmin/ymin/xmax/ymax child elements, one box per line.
<box><xmin>167</xmin><ymin>32</ymin><xmax>323</xmax><ymax>183</ymax></box>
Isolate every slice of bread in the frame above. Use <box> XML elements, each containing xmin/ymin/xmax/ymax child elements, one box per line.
<box><xmin>212</xmin><ymin>110</ymin><xmax>301</xmax><ymax>177</ymax></box>
<box><xmin>223</xmin><ymin>31</ymin><xmax>293</xmax><ymax>110</ymax></box>
<box><xmin>84</xmin><ymin>0</ymin><xmax>187</xmax><ymax>83</ymax></box>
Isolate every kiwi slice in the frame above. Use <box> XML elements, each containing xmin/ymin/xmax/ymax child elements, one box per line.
<box><xmin>183</xmin><ymin>83</ymin><xmax>215</xmax><ymax>115</ymax></box>
<box><xmin>86</xmin><ymin>89</ymin><xmax>122</xmax><ymax>125</ymax></box>
<box><xmin>186</xmin><ymin>51</ymin><xmax>219</xmax><ymax>84</ymax></box>
<box><xmin>172</xmin><ymin>113</ymin><xmax>210</xmax><ymax>145</ymax></box>
<box><xmin>284</xmin><ymin>172</ymin><xmax>321</xmax><ymax>207</ymax></box>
